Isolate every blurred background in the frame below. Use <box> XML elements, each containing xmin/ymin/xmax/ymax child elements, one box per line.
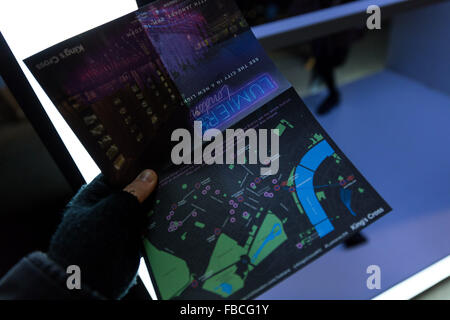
<box><xmin>0</xmin><ymin>0</ymin><xmax>449</xmax><ymax>299</ymax></box>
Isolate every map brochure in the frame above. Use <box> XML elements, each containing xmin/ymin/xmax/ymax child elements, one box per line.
<box><xmin>25</xmin><ymin>0</ymin><xmax>391</xmax><ymax>300</ymax></box>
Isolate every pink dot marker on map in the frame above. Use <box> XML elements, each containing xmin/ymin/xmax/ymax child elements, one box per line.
<box><xmin>230</xmin><ymin>217</ymin><xmax>236</xmax><ymax>223</ymax></box>
<box><xmin>229</xmin><ymin>209</ymin><xmax>235</xmax><ymax>215</ymax></box>
<box><xmin>215</xmin><ymin>190</ymin><xmax>220</xmax><ymax>195</ymax></box>
<box><xmin>205</xmin><ymin>185</ymin><xmax>211</xmax><ymax>191</ymax></box>
<box><xmin>202</xmin><ymin>190</ymin><xmax>207</xmax><ymax>195</ymax></box>
<box><xmin>192</xmin><ymin>211</ymin><xmax>197</xmax><ymax>217</ymax></box>
<box><xmin>233</xmin><ymin>203</ymin><xmax>238</xmax><ymax>209</ymax></box>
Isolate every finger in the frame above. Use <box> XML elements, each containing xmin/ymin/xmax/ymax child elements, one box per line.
<box><xmin>123</xmin><ymin>169</ymin><xmax>158</xmax><ymax>203</ymax></box>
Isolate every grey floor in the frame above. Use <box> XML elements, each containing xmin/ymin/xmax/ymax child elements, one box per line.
<box><xmin>258</xmin><ymin>28</ymin><xmax>450</xmax><ymax>300</ymax></box>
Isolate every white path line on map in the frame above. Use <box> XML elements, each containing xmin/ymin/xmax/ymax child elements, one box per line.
<box><xmin>240</xmin><ymin>172</ymin><xmax>249</xmax><ymax>188</ymax></box>
<box><xmin>241</xmin><ymin>164</ymin><xmax>254</xmax><ymax>176</ymax></box>
<box><xmin>297</xmin><ymin>177</ymin><xmax>312</xmax><ymax>188</ymax></box>
<box><xmin>244</xmin><ymin>202</ymin><xmax>258</xmax><ymax>210</ymax></box>
<box><xmin>210</xmin><ymin>195</ymin><xmax>224</xmax><ymax>204</ymax></box>
<box><xmin>201</xmin><ymin>177</ymin><xmax>211</xmax><ymax>185</ymax></box>
<box><xmin>183</xmin><ymin>189</ymin><xmax>195</xmax><ymax>200</ymax></box>
<box><xmin>257</xmin><ymin>186</ymin><xmax>270</xmax><ymax>196</ymax></box>
<box><xmin>191</xmin><ymin>203</ymin><xmax>206</xmax><ymax>212</ymax></box>
<box><xmin>182</xmin><ymin>211</ymin><xmax>193</xmax><ymax>223</ymax></box>
<box><xmin>232</xmin><ymin>189</ymin><xmax>244</xmax><ymax>198</ymax></box>
<box><xmin>280</xmin><ymin>202</ymin><xmax>289</xmax><ymax>212</ymax></box>
<box><xmin>248</xmin><ymin>196</ymin><xmax>259</xmax><ymax>204</ymax></box>
<box><xmin>222</xmin><ymin>216</ymin><xmax>229</xmax><ymax>228</ymax></box>
<box><xmin>246</xmin><ymin>187</ymin><xmax>260</xmax><ymax>197</ymax></box>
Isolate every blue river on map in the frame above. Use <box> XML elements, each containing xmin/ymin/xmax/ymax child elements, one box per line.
<box><xmin>295</xmin><ymin>140</ymin><xmax>335</xmax><ymax>238</ymax></box>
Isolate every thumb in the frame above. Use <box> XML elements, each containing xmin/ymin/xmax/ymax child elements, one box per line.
<box><xmin>123</xmin><ymin>169</ymin><xmax>158</xmax><ymax>203</ymax></box>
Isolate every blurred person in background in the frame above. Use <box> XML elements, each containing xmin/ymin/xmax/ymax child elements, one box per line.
<box><xmin>288</xmin><ymin>0</ymin><xmax>362</xmax><ymax>115</ymax></box>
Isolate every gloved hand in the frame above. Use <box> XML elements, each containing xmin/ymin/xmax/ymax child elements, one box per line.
<box><xmin>47</xmin><ymin>169</ymin><xmax>157</xmax><ymax>299</ymax></box>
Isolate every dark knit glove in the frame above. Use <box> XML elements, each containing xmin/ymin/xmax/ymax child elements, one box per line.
<box><xmin>48</xmin><ymin>170</ymin><xmax>157</xmax><ymax>299</ymax></box>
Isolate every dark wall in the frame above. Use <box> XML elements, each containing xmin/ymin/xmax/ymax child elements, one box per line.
<box><xmin>0</xmin><ymin>81</ymin><xmax>74</xmax><ymax>277</ymax></box>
